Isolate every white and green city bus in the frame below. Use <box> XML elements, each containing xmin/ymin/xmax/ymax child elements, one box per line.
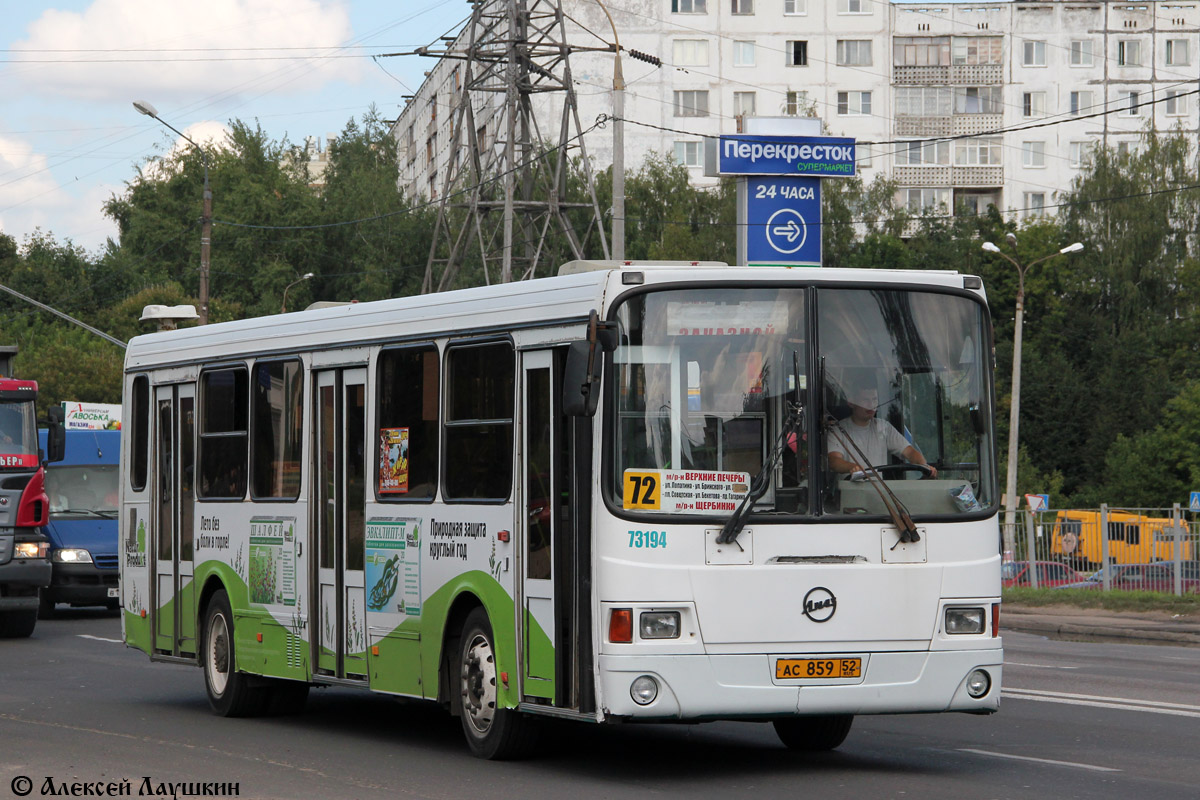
<box><xmin>119</xmin><ymin>262</ymin><xmax>1002</xmax><ymax>758</ymax></box>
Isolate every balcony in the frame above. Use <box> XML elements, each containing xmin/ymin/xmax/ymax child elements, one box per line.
<box><xmin>894</xmin><ymin>114</ymin><xmax>1001</xmax><ymax>138</ymax></box>
<box><xmin>893</xmin><ymin>64</ymin><xmax>1003</xmax><ymax>85</ymax></box>
<box><xmin>892</xmin><ymin>165</ymin><xmax>1003</xmax><ymax>187</ymax></box>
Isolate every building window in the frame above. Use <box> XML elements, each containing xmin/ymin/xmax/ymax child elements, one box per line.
<box><xmin>730</xmin><ymin>0</ymin><xmax>753</xmax><ymax>14</ymax></box>
<box><xmin>784</xmin><ymin>91</ymin><xmax>808</xmax><ymax>115</ymax></box>
<box><xmin>1120</xmin><ymin>90</ymin><xmax>1141</xmax><ymax>116</ymax></box>
<box><xmin>1070</xmin><ymin>90</ymin><xmax>1094</xmax><ymax>116</ymax></box>
<box><xmin>1070</xmin><ymin>39</ymin><xmax>1094</xmax><ymax>66</ymax></box>
<box><xmin>898</xmin><ymin>139</ymin><xmax>950</xmax><ymax>165</ymax></box>
<box><xmin>954</xmin><ymin>86</ymin><xmax>1002</xmax><ymax>114</ymax></box>
<box><xmin>377</xmin><ymin>345</ymin><xmax>440</xmax><ymax>501</ymax></box>
<box><xmin>674</xmin><ymin>140</ymin><xmax>703</xmax><ymax>167</ymax></box>
<box><xmin>952</xmin><ymin>36</ymin><xmax>1002</xmax><ymax>65</ymax></box>
<box><xmin>671</xmin><ymin>0</ymin><xmax>707</xmax><ymax>12</ymax></box>
<box><xmin>1118</xmin><ymin>40</ymin><xmax>1141</xmax><ymax>66</ymax></box>
<box><xmin>733</xmin><ymin>40</ymin><xmax>755</xmax><ymax>67</ymax></box>
<box><xmin>784</xmin><ymin>0</ymin><xmax>806</xmax><ymax>14</ymax></box>
<box><xmin>839</xmin><ymin>0</ymin><xmax>867</xmax><ymax>13</ymax></box>
<box><xmin>787</xmin><ymin>40</ymin><xmax>808</xmax><ymax>66</ymax></box>
<box><xmin>1022</xmin><ymin>141</ymin><xmax>1046</xmax><ymax>168</ymax></box>
<box><xmin>1024</xmin><ymin>193</ymin><xmax>1046</xmax><ymax>217</ymax></box>
<box><xmin>250</xmin><ymin>360</ymin><xmax>303</xmax><ymax>500</ymax></box>
<box><xmin>674</xmin><ymin>90</ymin><xmax>710</xmax><ymax>117</ymax></box>
<box><xmin>1022</xmin><ymin>40</ymin><xmax>1046</xmax><ymax>67</ymax></box>
<box><xmin>905</xmin><ymin>187</ymin><xmax>949</xmax><ymax>213</ymax></box>
<box><xmin>199</xmin><ymin>368</ymin><xmax>248</xmax><ymax>499</ymax></box>
<box><xmin>896</xmin><ymin>86</ymin><xmax>952</xmax><ymax>116</ymax></box>
<box><xmin>1069</xmin><ymin>140</ymin><xmax>1093</xmax><ymax>168</ymax></box>
<box><xmin>857</xmin><ymin>143</ymin><xmax>871</xmax><ymax>169</ymax></box>
<box><xmin>954</xmin><ymin>137</ymin><xmax>1001</xmax><ymax>166</ymax></box>
<box><xmin>444</xmin><ymin>342</ymin><xmax>514</xmax><ymax>501</ymax></box>
<box><xmin>1166</xmin><ymin>90</ymin><xmax>1188</xmax><ymax>116</ymax></box>
<box><xmin>1022</xmin><ymin>91</ymin><xmax>1046</xmax><ymax>118</ymax></box>
<box><xmin>895</xmin><ymin>36</ymin><xmax>950</xmax><ymax>66</ymax></box>
<box><xmin>836</xmin><ymin>40</ymin><xmax>873</xmax><ymax>66</ymax></box>
<box><xmin>1117</xmin><ymin>141</ymin><xmax>1132</xmax><ymax>158</ymax></box>
<box><xmin>673</xmin><ymin>39</ymin><xmax>710</xmax><ymax>66</ymax></box>
<box><xmin>837</xmin><ymin>91</ymin><xmax>871</xmax><ymax>116</ymax></box>
<box><xmin>733</xmin><ymin>91</ymin><xmax>757</xmax><ymax>117</ymax></box>
<box><xmin>1166</xmin><ymin>39</ymin><xmax>1190</xmax><ymax>66</ymax></box>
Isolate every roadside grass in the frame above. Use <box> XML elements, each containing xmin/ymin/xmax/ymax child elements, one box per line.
<box><xmin>1004</xmin><ymin>587</ymin><xmax>1200</xmax><ymax>614</ymax></box>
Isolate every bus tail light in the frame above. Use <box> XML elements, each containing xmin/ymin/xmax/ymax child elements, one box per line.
<box><xmin>609</xmin><ymin>608</ymin><xmax>632</xmax><ymax>643</ymax></box>
<box><xmin>992</xmin><ymin>603</ymin><xmax>1000</xmax><ymax>637</ymax></box>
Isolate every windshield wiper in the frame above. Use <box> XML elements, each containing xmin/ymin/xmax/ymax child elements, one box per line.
<box><xmin>715</xmin><ymin>401</ymin><xmax>803</xmax><ymax>547</ymax></box>
<box><xmin>824</xmin><ymin>417</ymin><xmax>921</xmax><ymax>545</ymax></box>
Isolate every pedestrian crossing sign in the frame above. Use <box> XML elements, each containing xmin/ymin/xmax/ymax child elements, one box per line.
<box><xmin>1190</xmin><ymin>491</ymin><xmax>1200</xmax><ymax>513</ymax></box>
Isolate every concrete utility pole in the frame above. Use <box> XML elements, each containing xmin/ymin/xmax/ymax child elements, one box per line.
<box><xmin>413</xmin><ymin>0</ymin><xmax>611</xmax><ymax>292</ymax></box>
<box><xmin>134</xmin><ymin>100</ymin><xmax>212</xmax><ymax>325</ymax></box>
<box><xmin>593</xmin><ymin>0</ymin><xmax>625</xmax><ymax>261</ymax></box>
<box><xmin>982</xmin><ymin>236</ymin><xmax>1083</xmax><ymax>556</ymax></box>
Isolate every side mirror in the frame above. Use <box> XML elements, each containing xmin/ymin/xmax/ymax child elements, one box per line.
<box><xmin>563</xmin><ymin>311</ymin><xmax>618</xmax><ymax>417</ymax></box>
<box><xmin>46</xmin><ymin>405</ymin><xmax>66</xmax><ymax>463</ymax></box>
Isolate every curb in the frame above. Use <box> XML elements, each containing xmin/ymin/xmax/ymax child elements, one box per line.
<box><xmin>1002</xmin><ymin>617</ymin><xmax>1200</xmax><ymax>647</ymax></box>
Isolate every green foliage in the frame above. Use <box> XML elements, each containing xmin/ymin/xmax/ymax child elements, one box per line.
<box><xmin>1003</xmin><ymin>586</ymin><xmax>1200</xmax><ymax>614</ymax></box>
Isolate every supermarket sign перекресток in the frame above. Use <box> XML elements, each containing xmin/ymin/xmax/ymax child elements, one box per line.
<box><xmin>717</xmin><ymin>135</ymin><xmax>857</xmax><ymax>178</ymax></box>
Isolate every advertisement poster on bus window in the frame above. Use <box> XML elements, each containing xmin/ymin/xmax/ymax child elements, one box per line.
<box><xmin>248</xmin><ymin>517</ymin><xmax>297</xmax><ymax>607</ymax></box>
<box><xmin>379</xmin><ymin>427</ymin><xmax>409</xmax><ymax>494</ymax></box>
<box><xmin>365</xmin><ymin>517</ymin><xmax>421</xmax><ymax>615</ymax></box>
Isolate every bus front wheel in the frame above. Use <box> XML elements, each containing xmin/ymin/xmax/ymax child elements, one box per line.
<box><xmin>202</xmin><ymin>589</ymin><xmax>267</xmax><ymax>717</ymax></box>
<box><xmin>455</xmin><ymin>607</ymin><xmax>538</xmax><ymax>759</ymax></box>
<box><xmin>773</xmin><ymin>714</ymin><xmax>854</xmax><ymax>751</ymax></box>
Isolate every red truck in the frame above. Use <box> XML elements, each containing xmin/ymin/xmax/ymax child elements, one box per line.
<box><xmin>0</xmin><ymin>378</ymin><xmax>63</xmax><ymax>637</ymax></box>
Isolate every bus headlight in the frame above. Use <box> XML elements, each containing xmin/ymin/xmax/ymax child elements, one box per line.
<box><xmin>945</xmin><ymin>607</ymin><xmax>985</xmax><ymax>635</ymax></box>
<box><xmin>966</xmin><ymin>669</ymin><xmax>991</xmax><ymax>698</ymax></box>
<box><xmin>52</xmin><ymin>548</ymin><xmax>93</xmax><ymax>563</ymax></box>
<box><xmin>630</xmin><ymin>675</ymin><xmax>659</xmax><ymax>705</ymax></box>
<box><xmin>14</xmin><ymin>541</ymin><xmax>49</xmax><ymax>559</ymax></box>
<box><xmin>639</xmin><ymin>611</ymin><xmax>681</xmax><ymax>639</ymax></box>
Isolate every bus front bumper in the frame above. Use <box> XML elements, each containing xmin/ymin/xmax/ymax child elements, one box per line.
<box><xmin>597</xmin><ymin>649</ymin><xmax>1003</xmax><ymax>720</ymax></box>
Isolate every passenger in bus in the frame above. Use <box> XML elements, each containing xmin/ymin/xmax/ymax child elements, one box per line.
<box><xmin>826</xmin><ymin>387</ymin><xmax>936</xmax><ymax>478</ymax></box>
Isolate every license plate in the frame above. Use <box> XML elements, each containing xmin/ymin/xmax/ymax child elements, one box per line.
<box><xmin>776</xmin><ymin>657</ymin><xmax>862</xmax><ymax>680</ymax></box>
<box><xmin>107</xmin><ymin>588</ymin><xmax>120</xmax><ymax>598</ymax></box>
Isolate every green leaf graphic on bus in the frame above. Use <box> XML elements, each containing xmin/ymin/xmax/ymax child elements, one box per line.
<box><xmin>368</xmin><ymin>555</ymin><xmax>400</xmax><ymax>610</ymax></box>
<box><xmin>137</xmin><ymin>520</ymin><xmax>146</xmax><ymax>553</ymax></box>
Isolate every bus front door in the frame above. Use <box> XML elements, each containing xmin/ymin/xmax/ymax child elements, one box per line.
<box><xmin>151</xmin><ymin>383</ymin><xmax>197</xmax><ymax>658</ymax></box>
<box><xmin>312</xmin><ymin>368</ymin><xmax>368</xmax><ymax>681</ymax></box>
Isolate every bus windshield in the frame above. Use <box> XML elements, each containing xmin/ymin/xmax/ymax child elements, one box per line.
<box><xmin>611</xmin><ymin>285</ymin><xmax>995</xmax><ymax>520</ymax></box>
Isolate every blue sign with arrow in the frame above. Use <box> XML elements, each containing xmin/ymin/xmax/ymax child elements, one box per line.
<box><xmin>743</xmin><ymin>176</ymin><xmax>821</xmax><ymax>266</ymax></box>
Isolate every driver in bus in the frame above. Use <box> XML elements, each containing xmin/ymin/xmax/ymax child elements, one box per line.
<box><xmin>826</xmin><ymin>386</ymin><xmax>937</xmax><ymax>478</ymax></box>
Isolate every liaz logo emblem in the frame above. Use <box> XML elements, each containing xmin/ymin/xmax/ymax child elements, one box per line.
<box><xmin>802</xmin><ymin>587</ymin><xmax>836</xmax><ymax>623</ymax></box>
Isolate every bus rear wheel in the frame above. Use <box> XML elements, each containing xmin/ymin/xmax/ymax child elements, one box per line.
<box><xmin>202</xmin><ymin>589</ymin><xmax>267</xmax><ymax>717</ymax></box>
<box><xmin>455</xmin><ymin>607</ymin><xmax>537</xmax><ymax>759</ymax></box>
<box><xmin>773</xmin><ymin>714</ymin><xmax>854</xmax><ymax>751</ymax></box>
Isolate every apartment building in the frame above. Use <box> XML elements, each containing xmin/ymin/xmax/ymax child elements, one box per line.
<box><xmin>393</xmin><ymin>0</ymin><xmax>1200</xmax><ymax>221</ymax></box>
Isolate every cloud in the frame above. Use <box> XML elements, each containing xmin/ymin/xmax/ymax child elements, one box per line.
<box><xmin>13</xmin><ymin>0</ymin><xmax>362</xmax><ymax>102</ymax></box>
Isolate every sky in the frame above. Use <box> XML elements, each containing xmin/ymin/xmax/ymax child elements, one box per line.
<box><xmin>0</xmin><ymin>0</ymin><xmax>470</xmax><ymax>255</ymax></box>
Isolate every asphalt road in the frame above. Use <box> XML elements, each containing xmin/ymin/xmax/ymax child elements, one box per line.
<box><xmin>2</xmin><ymin>611</ymin><xmax>1197</xmax><ymax>800</ymax></box>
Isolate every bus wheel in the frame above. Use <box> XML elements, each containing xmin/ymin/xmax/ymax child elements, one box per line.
<box><xmin>773</xmin><ymin>715</ymin><xmax>854</xmax><ymax>751</ymax></box>
<box><xmin>202</xmin><ymin>589</ymin><xmax>266</xmax><ymax>717</ymax></box>
<box><xmin>455</xmin><ymin>607</ymin><xmax>537</xmax><ymax>759</ymax></box>
<box><xmin>0</xmin><ymin>609</ymin><xmax>38</xmax><ymax>638</ymax></box>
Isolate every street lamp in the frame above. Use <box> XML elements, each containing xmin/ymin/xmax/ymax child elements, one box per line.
<box><xmin>280</xmin><ymin>273</ymin><xmax>315</xmax><ymax>314</ymax></box>
<box><xmin>982</xmin><ymin>236</ymin><xmax>1084</xmax><ymax>556</ymax></box>
<box><xmin>593</xmin><ymin>0</ymin><xmax>625</xmax><ymax>261</ymax></box>
<box><xmin>133</xmin><ymin>100</ymin><xmax>213</xmax><ymax>325</ymax></box>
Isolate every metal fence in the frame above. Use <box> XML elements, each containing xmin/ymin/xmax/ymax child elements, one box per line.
<box><xmin>1003</xmin><ymin>504</ymin><xmax>1200</xmax><ymax>594</ymax></box>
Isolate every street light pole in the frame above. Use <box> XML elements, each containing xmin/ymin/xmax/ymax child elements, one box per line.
<box><xmin>133</xmin><ymin>100</ymin><xmax>212</xmax><ymax>325</ymax></box>
<box><xmin>982</xmin><ymin>238</ymin><xmax>1084</xmax><ymax>556</ymax></box>
<box><xmin>593</xmin><ymin>1</ymin><xmax>625</xmax><ymax>261</ymax></box>
<box><xmin>281</xmin><ymin>273</ymin><xmax>315</xmax><ymax>314</ymax></box>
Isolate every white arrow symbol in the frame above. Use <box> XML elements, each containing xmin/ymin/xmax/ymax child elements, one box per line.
<box><xmin>771</xmin><ymin>219</ymin><xmax>802</xmax><ymax>242</ymax></box>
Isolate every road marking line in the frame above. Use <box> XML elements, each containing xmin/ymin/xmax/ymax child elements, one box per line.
<box><xmin>1004</xmin><ymin>689</ymin><xmax>1200</xmax><ymax>718</ymax></box>
<box><xmin>958</xmin><ymin>748</ymin><xmax>1120</xmax><ymax>772</ymax></box>
<box><xmin>1005</xmin><ymin>661</ymin><xmax>1079</xmax><ymax>670</ymax></box>
<box><xmin>76</xmin><ymin>634</ymin><xmax>122</xmax><ymax>643</ymax></box>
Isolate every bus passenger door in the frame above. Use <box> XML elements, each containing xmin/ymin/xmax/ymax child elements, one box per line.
<box><xmin>152</xmin><ymin>383</ymin><xmax>196</xmax><ymax>657</ymax></box>
<box><xmin>312</xmin><ymin>368</ymin><xmax>368</xmax><ymax>681</ymax></box>
<box><xmin>520</xmin><ymin>351</ymin><xmax>557</xmax><ymax>700</ymax></box>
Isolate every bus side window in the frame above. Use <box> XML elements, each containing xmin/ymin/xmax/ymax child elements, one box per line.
<box><xmin>444</xmin><ymin>342</ymin><xmax>514</xmax><ymax>502</ymax></box>
<box><xmin>130</xmin><ymin>375</ymin><xmax>150</xmax><ymax>491</ymax></box>
<box><xmin>250</xmin><ymin>360</ymin><xmax>303</xmax><ymax>500</ymax></box>
<box><xmin>377</xmin><ymin>345</ymin><xmax>440</xmax><ymax>501</ymax></box>
<box><xmin>199</xmin><ymin>367</ymin><xmax>248</xmax><ymax>499</ymax></box>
